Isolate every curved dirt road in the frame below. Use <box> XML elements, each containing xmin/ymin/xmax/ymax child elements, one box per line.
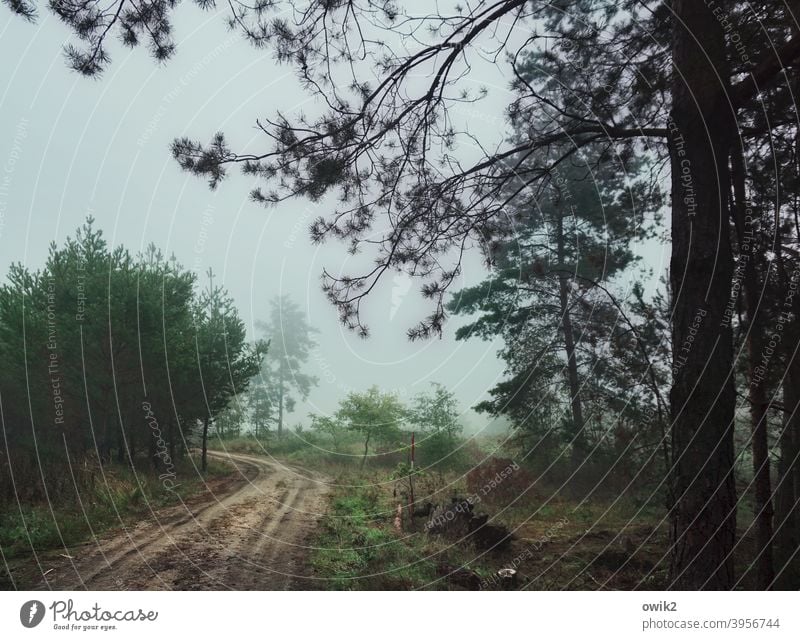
<box><xmin>26</xmin><ymin>451</ymin><xmax>330</xmax><ymax>590</ymax></box>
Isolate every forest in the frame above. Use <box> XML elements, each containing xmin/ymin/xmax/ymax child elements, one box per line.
<box><xmin>1</xmin><ymin>0</ymin><xmax>799</xmax><ymax>593</ymax></box>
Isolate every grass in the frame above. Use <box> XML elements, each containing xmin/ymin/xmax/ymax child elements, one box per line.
<box><xmin>216</xmin><ymin>434</ymin><xmax>510</xmax><ymax>589</ymax></box>
<box><xmin>310</xmin><ymin>475</ymin><xmax>444</xmax><ymax>589</ymax></box>
<box><xmin>0</xmin><ymin>454</ymin><xmax>233</xmax><ymax>565</ymax></box>
<box><xmin>302</xmin><ymin>450</ymin><xmax>788</xmax><ymax>591</ymax></box>
<box><xmin>2</xmin><ymin>436</ymin><xmax>773</xmax><ymax>590</ymax></box>
<box><xmin>306</xmin><ymin>455</ymin><xmax>673</xmax><ymax>590</ymax></box>
<box><xmin>309</xmin><ymin>467</ymin><xmax>559</xmax><ymax>590</ymax></box>
<box><xmin>497</xmin><ymin>495</ymin><xmax>669</xmax><ymax>589</ymax></box>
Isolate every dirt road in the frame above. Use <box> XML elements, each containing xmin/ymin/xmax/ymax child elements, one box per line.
<box><xmin>24</xmin><ymin>451</ymin><xmax>330</xmax><ymax>590</ymax></box>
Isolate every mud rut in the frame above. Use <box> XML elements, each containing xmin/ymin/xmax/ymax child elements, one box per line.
<box><xmin>28</xmin><ymin>451</ymin><xmax>331</xmax><ymax>590</ymax></box>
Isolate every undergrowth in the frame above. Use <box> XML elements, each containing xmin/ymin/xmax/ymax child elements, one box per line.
<box><xmin>0</xmin><ymin>455</ymin><xmax>231</xmax><ymax>563</ymax></box>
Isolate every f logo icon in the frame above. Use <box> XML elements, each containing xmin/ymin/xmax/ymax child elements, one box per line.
<box><xmin>20</xmin><ymin>600</ymin><xmax>45</xmax><ymax>628</ymax></box>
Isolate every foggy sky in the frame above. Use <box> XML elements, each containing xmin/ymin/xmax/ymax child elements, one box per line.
<box><xmin>0</xmin><ymin>5</ymin><xmax>668</xmax><ymax>432</ymax></box>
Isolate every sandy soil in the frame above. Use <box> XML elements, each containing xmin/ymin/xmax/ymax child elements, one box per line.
<box><xmin>19</xmin><ymin>451</ymin><xmax>330</xmax><ymax>591</ymax></box>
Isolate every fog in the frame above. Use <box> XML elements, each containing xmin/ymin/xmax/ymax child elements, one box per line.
<box><xmin>0</xmin><ymin>7</ymin><xmax>517</xmax><ymax>429</ymax></box>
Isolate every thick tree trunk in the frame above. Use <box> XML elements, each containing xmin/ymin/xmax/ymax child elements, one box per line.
<box><xmin>731</xmin><ymin>146</ymin><xmax>775</xmax><ymax>588</ymax></box>
<box><xmin>775</xmin><ymin>354</ymin><xmax>800</xmax><ymax>588</ymax></box>
<box><xmin>775</xmin><ymin>256</ymin><xmax>800</xmax><ymax>588</ymax></box>
<box><xmin>668</xmin><ymin>0</ymin><xmax>737</xmax><ymax>590</ymax></box>
<box><xmin>202</xmin><ymin>417</ymin><xmax>209</xmax><ymax>473</ymax></box>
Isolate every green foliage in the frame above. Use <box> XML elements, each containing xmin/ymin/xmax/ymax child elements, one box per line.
<box><xmin>406</xmin><ymin>383</ymin><xmax>465</xmax><ymax>468</ymax></box>
<box><xmin>0</xmin><ymin>218</ymin><xmax>259</xmax><ymax>500</ymax></box>
<box><xmin>0</xmin><ymin>455</ymin><xmax>231</xmax><ymax>561</ymax></box>
<box><xmin>389</xmin><ymin>461</ymin><xmax>424</xmax><ymax>481</ymax></box>
<box><xmin>195</xmin><ymin>269</ymin><xmax>263</xmax><ymax>419</ymax></box>
<box><xmin>309</xmin><ymin>413</ymin><xmax>345</xmax><ymax>451</ymax></box>
<box><xmin>335</xmin><ymin>386</ymin><xmax>405</xmax><ymax>469</ymax></box>
<box><xmin>213</xmin><ymin>398</ymin><xmax>248</xmax><ymax>439</ymax></box>
<box><xmin>310</xmin><ymin>479</ymin><xmax>439</xmax><ymax>590</ymax></box>
<box><xmin>448</xmin><ymin>155</ymin><xmax>666</xmax><ymax>461</ymax></box>
<box><xmin>406</xmin><ymin>383</ymin><xmax>461</xmax><ymax>439</ymax></box>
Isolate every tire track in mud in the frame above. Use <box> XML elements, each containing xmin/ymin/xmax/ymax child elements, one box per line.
<box><xmin>22</xmin><ymin>451</ymin><xmax>330</xmax><ymax>590</ymax></box>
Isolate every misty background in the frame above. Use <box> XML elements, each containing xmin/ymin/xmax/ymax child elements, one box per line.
<box><xmin>0</xmin><ymin>6</ymin><xmax>667</xmax><ymax>432</ymax></box>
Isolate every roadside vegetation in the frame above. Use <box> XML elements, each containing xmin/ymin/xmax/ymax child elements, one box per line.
<box><xmin>213</xmin><ymin>381</ymin><xmax>675</xmax><ymax>590</ymax></box>
<box><xmin>0</xmin><ymin>213</ymin><xmax>787</xmax><ymax>591</ymax></box>
<box><xmin>0</xmin><ymin>220</ymin><xmax>261</xmax><ymax>582</ymax></box>
<box><xmin>0</xmin><ymin>454</ymin><xmax>232</xmax><ymax>587</ymax></box>
<box><xmin>6</xmin><ymin>0</ymin><xmax>800</xmax><ymax>592</ymax></box>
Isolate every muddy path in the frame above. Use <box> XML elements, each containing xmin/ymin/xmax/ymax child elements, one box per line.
<box><xmin>16</xmin><ymin>451</ymin><xmax>331</xmax><ymax>590</ymax></box>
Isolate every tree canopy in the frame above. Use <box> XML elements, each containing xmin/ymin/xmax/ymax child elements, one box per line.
<box><xmin>335</xmin><ymin>385</ymin><xmax>406</xmax><ymax>469</ymax></box>
<box><xmin>250</xmin><ymin>295</ymin><xmax>318</xmax><ymax>436</ymax></box>
<box><xmin>7</xmin><ymin>0</ymin><xmax>800</xmax><ymax>590</ymax></box>
<box><xmin>0</xmin><ymin>219</ymin><xmax>261</xmax><ymax>493</ymax></box>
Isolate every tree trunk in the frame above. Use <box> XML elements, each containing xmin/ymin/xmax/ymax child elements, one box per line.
<box><xmin>128</xmin><ymin>425</ymin><xmax>136</xmax><ymax>465</ymax></box>
<box><xmin>116</xmin><ymin>420</ymin><xmax>126</xmax><ymax>464</ymax></box>
<box><xmin>559</xmin><ymin>275</ymin><xmax>585</xmax><ymax>461</ymax></box>
<box><xmin>278</xmin><ymin>369</ymin><xmax>285</xmax><ymax>438</ymax></box>
<box><xmin>668</xmin><ymin>0</ymin><xmax>737</xmax><ymax>590</ymax></box>
<box><xmin>168</xmin><ymin>421</ymin><xmax>175</xmax><ymax>466</ymax></box>
<box><xmin>360</xmin><ymin>431</ymin><xmax>371</xmax><ymax>471</ymax></box>
<box><xmin>555</xmin><ymin>211</ymin><xmax>586</xmax><ymax>464</ymax></box>
<box><xmin>202</xmin><ymin>417</ymin><xmax>209</xmax><ymax>473</ymax></box>
<box><xmin>100</xmin><ymin>416</ymin><xmax>111</xmax><ymax>464</ymax></box>
<box><xmin>775</xmin><ymin>350</ymin><xmax>800</xmax><ymax>588</ymax></box>
<box><xmin>148</xmin><ymin>430</ymin><xmax>158</xmax><ymax>471</ymax></box>
<box><xmin>731</xmin><ymin>145</ymin><xmax>775</xmax><ymax>588</ymax></box>
<box><xmin>775</xmin><ymin>246</ymin><xmax>800</xmax><ymax>588</ymax></box>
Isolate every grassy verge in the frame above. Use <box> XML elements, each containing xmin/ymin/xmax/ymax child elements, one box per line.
<box><xmin>310</xmin><ymin>475</ymin><xmax>438</xmax><ymax>589</ymax></box>
<box><xmin>308</xmin><ymin>466</ymin><xmax>671</xmax><ymax>590</ymax></box>
<box><xmin>217</xmin><ymin>435</ymin><xmax>673</xmax><ymax>590</ymax></box>
<box><xmin>0</xmin><ymin>455</ymin><xmax>232</xmax><ymax>563</ymax></box>
<box><xmin>309</xmin><ymin>472</ymin><xmax>517</xmax><ymax>590</ymax></box>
